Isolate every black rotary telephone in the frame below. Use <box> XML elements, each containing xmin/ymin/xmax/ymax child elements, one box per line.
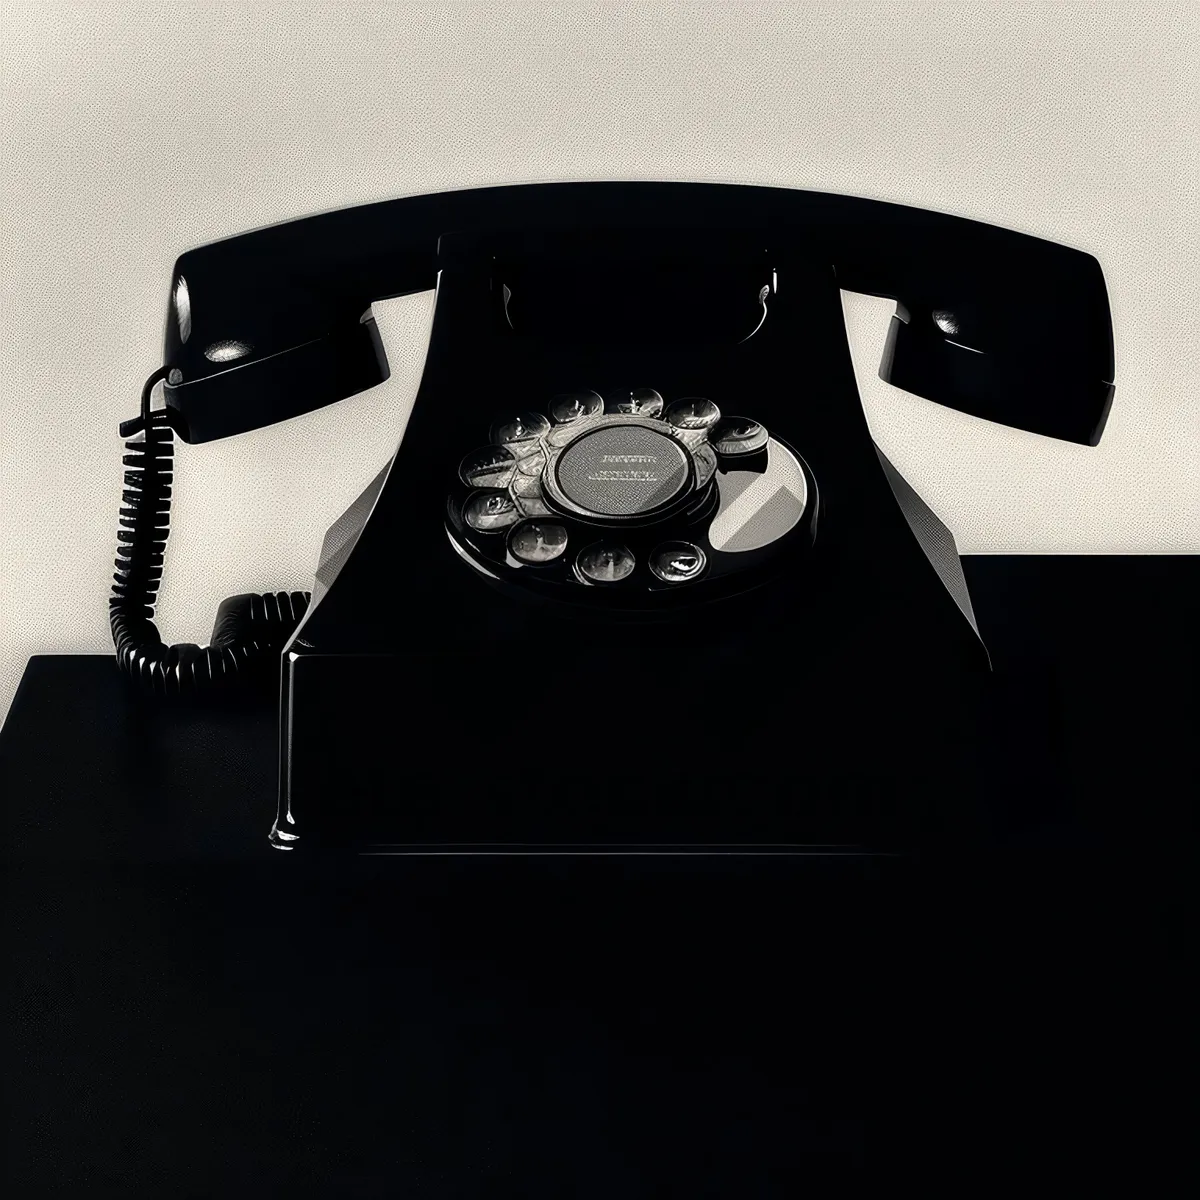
<box><xmin>110</xmin><ymin>183</ymin><xmax>1115</xmax><ymax>851</ymax></box>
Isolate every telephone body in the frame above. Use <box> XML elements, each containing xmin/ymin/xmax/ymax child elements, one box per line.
<box><xmin>111</xmin><ymin>183</ymin><xmax>1115</xmax><ymax>851</ymax></box>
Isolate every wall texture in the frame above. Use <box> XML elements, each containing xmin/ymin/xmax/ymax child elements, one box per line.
<box><xmin>2</xmin><ymin>0</ymin><xmax>1197</xmax><ymax>721</ymax></box>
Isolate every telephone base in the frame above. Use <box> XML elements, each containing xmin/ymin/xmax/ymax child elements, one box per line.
<box><xmin>278</xmin><ymin>626</ymin><xmax>997</xmax><ymax>853</ymax></box>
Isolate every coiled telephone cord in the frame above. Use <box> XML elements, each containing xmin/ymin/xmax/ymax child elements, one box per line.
<box><xmin>109</xmin><ymin>368</ymin><xmax>310</xmax><ymax>696</ymax></box>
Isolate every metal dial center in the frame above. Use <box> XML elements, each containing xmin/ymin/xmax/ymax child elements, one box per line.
<box><xmin>553</xmin><ymin>424</ymin><xmax>689</xmax><ymax>517</ymax></box>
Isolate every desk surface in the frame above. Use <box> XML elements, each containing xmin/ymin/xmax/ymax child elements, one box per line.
<box><xmin>3</xmin><ymin>555</ymin><xmax>1193</xmax><ymax>1188</ymax></box>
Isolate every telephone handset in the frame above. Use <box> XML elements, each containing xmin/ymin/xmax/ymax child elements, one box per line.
<box><xmin>109</xmin><ymin>183</ymin><xmax>1114</xmax><ymax>848</ymax></box>
<box><xmin>151</xmin><ymin>184</ymin><xmax>1114</xmax><ymax>446</ymax></box>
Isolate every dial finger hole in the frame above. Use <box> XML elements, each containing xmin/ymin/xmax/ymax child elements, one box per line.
<box><xmin>649</xmin><ymin>541</ymin><xmax>707</xmax><ymax>584</ymax></box>
<box><xmin>509</xmin><ymin>520</ymin><xmax>569</xmax><ymax>564</ymax></box>
<box><xmin>605</xmin><ymin>388</ymin><xmax>664</xmax><ymax>417</ymax></box>
<box><xmin>710</xmin><ymin>416</ymin><xmax>769</xmax><ymax>456</ymax></box>
<box><xmin>463</xmin><ymin>489</ymin><xmax>520</xmax><ymax>532</ymax></box>
<box><xmin>575</xmin><ymin>543</ymin><xmax>636</xmax><ymax>585</ymax></box>
<box><xmin>459</xmin><ymin>445</ymin><xmax>517</xmax><ymax>489</ymax></box>
<box><xmin>550</xmin><ymin>391</ymin><xmax>604</xmax><ymax>424</ymax></box>
<box><xmin>665</xmin><ymin>397</ymin><xmax>720</xmax><ymax>429</ymax></box>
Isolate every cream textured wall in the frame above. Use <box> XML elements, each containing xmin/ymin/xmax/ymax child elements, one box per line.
<box><xmin>2</xmin><ymin>0</ymin><xmax>1197</xmax><ymax>721</ymax></box>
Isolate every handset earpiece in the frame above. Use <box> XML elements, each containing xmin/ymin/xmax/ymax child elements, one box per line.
<box><xmin>161</xmin><ymin>251</ymin><xmax>391</xmax><ymax>445</ymax></box>
<box><xmin>879</xmin><ymin>292</ymin><xmax>1115</xmax><ymax>445</ymax></box>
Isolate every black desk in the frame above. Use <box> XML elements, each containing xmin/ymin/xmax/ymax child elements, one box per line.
<box><xmin>3</xmin><ymin>557</ymin><xmax>1192</xmax><ymax>1188</ymax></box>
